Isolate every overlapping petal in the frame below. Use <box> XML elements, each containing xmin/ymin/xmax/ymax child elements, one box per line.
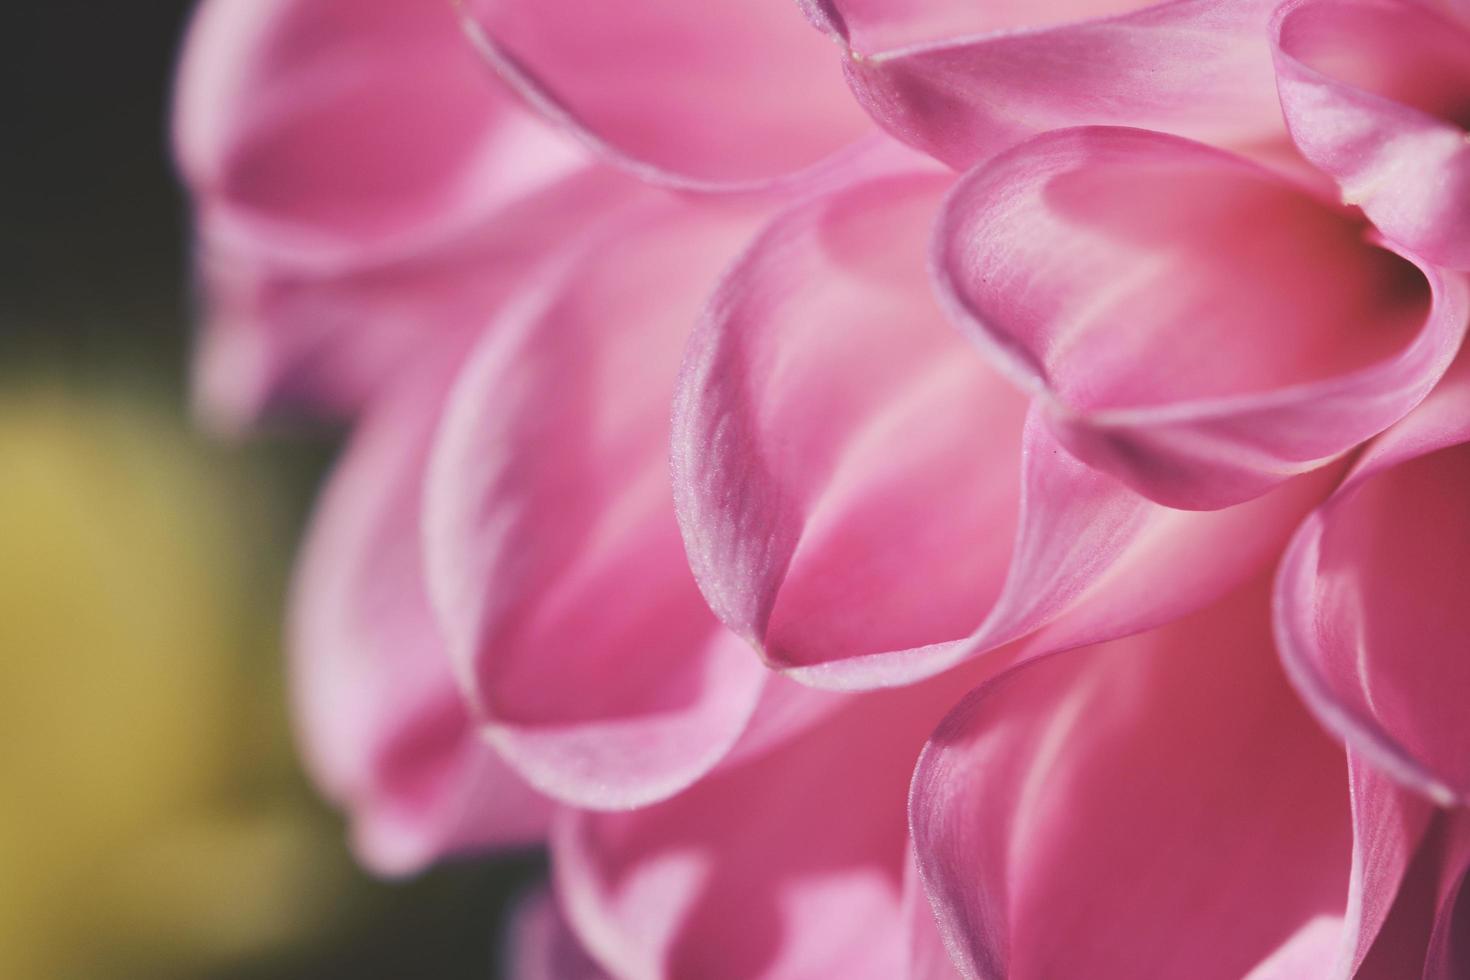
<box><xmin>1272</xmin><ymin>0</ymin><xmax>1470</xmax><ymax>269</ymax></box>
<box><xmin>174</xmin><ymin>0</ymin><xmax>591</xmax><ymax>429</ymax></box>
<box><xmin>553</xmin><ymin>673</ymin><xmax>973</xmax><ymax>980</ymax></box>
<box><xmin>456</xmin><ymin>0</ymin><xmax>876</xmax><ymax>190</ymax></box>
<box><xmin>911</xmin><ymin>579</ymin><xmax>1429</xmax><ymax>979</ymax></box>
<box><xmin>290</xmin><ymin>355</ymin><xmax>550</xmax><ymax>876</ymax></box>
<box><xmin>800</xmin><ymin>0</ymin><xmax>1286</xmax><ymax>169</ymax></box>
<box><xmin>1275</xmin><ymin>355</ymin><xmax>1470</xmax><ymax>806</ymax></box>
<box><xmin>935</xmin><ymin>126</ymin><xmax>1469</xmax><ymax>509</ymax></box>
<box><xmin>675</xmin><ymin>172</ymin><xmax>1335</xmax><ymax>691</ymax></box>
<box><xmin>423</xmin><ymin>195</ymin><xmax>807</xmax><ymax>811</ymax></box>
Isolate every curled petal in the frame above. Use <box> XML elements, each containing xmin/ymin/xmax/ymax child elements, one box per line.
<box><xmin>457</xmin><ymin>0</ymin><xmax>875</xmax><ymax>190</ymax></box>
<box><xmin>290</xmin><ymin>357</ymin><xmax>550</xmax><ymax>876</ymax></box>
<box><xmin>1272</xmin><ymin>0</ymin><xmax>1470</xmax><ymax>269</ymax></box>
<box><xmin>554</xmin><ymin>674</ymin><xmax>973</xmax><ymax>980</ymax></box>
<box><xmin>911</xmin><ymin>580</ymin><xmax>1399</xmax><ymax>979</ymax></box>
<box><xmin>935</xmin><ymin>126</ymin><xmax>1469</xmax><ymax>509</ymax></box>
<box><xmin>1275</xmin><ymin>355</ymin><xmax>1470</xmax><ymax>805</ymax></box>
<box><xmin>424</xmin><ymin>197</ymin><xmax>787</xmax><ymax>810</ymax></box>
<box><xmin>804</xmin><ymin>0</ymin><xmax>1285</xmax><ymax>169</ymax></box>
<box><xmin>675</xmin><ymin>173</ymin><xmax>1333</xmax><ymax>690</ymax></box>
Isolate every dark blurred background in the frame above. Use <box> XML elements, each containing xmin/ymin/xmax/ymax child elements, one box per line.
<box><xmin>4</xmin><ymin>5</ymin><xmax>539</xmax><ymax>977</ymax></box>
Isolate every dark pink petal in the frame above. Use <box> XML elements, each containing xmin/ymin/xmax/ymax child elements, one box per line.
<box><xmin>553</xmin><ymin>672</ymin><xmax>973</xmax><ymax>980</ymax></box>
<box><xmin>911</xmin><ymin>579</ymin><xmax>1406</xmax><ymax>979</ymax></box>
<box><xmin>935</xmin><ymin>126</ymin><xmax>1469</xmax><ymax>509</ymax></box>
<box><xmin>457</xmin><ymin>0</ymin><xmax>875</xmax><ymax>190</ymax></box>
<box><xmin>1275</xmin><ymin>355</ymin><xmax>1470</xmax><ymax>805</ymax></box>
<box><xmin>423</xmin><ymin>196</ymin><xmax>793</xmax><ymax>811</ymax></box>
<box><xmin>803</xmin><ymin>0</ymin><xmax>1285</xmax><ymax>169</ymax></box>
<box><xmin>505</xmin><ymin>888</ymin><xmax>610</xmax><ymax>980</ymax></box>
<box><xmin>291</xmin><ymin>357</ymin><xmax>549</xmax><ymax>877</ymax></box>
<box><xmin>1272</xmin><ymin>0</ymin><xmax>1470</xmax><ymax>269</ymax></box>
<box><xmin>675</xmin><ymin>172</ymin><xmax>1334</xmax><ymax>690</ymax></box>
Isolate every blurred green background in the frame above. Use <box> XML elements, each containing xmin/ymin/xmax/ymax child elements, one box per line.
<box><xmin>4</xmin><ymin>4</ymin><xmax>539</xmax><ymax>977</ymax></box>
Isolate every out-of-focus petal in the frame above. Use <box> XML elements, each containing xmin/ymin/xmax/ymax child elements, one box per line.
<box><xmin>505</xmin><ymin>888</ymin><xmax>611</xmax><ymax>980</ymax></box>
<box><xmin>457</xmin><ymin>0</ymin><xmax>876</xmax><ymax>190</ymax></box>
<box><xmin>290</xmin><ymin>356</ymin><xmax>550</xmax><ymax>877</ymax></box>
<box><xmin>175</xmin><ymin>0</ymin><xmax>580</xmax><ymax>266</ymax></box>
<box><xmin>675</xmin><ymin>173</ymin><xmax>1335</xmax><ymax>691</ymax></box>
<box><xmin>801</xmin><ymin>0</ymin><xmax>1285</xmax><ymax>169</ymax></box>
<box><xmin>1272</xmin><ymin>0</ymin><xmax>1470</xmax><ymax>269</ymax></box>
<box><xmin>1274</xmin><ymin>355</ymin><xmax>1470</xmax><ymax>805</ymax></box>
<box><xmin>911</xmin><ymin>580</ymin><xmax>1378</xmax><ymax>979</ymax></box>
<box><xmin>174</xmin><ymin>0</ymin><xmax>597</xmax><ymax>431</ymax></box>
<box><xmin>423</xmin><ymin>196</ymin><xmax>788</xmax><ymax>811</ymax></box>
<box><xmin>935</xmin><ymin>126</ymin><xmax>1468</xmax><ymax>509</ymax></box>
<box><xmin>553</xmin><ymin>672</ymin><xmax>973</xmax><ymax>980</ymax></box>
<box><xmin>193</xmin><ymin>170</ymin><xmax>630</xmax><ymax>432</ymax></box>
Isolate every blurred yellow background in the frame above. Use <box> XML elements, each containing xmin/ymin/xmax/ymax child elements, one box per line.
<box><xmin>0</xmin><ymin>383</ymin><xmax>350</xmax><ymax>979</ymax></box>
<box><xmin>4</xmin><ymin>4</ymin><xmax>539</xmax><ymax>978</ymax></box>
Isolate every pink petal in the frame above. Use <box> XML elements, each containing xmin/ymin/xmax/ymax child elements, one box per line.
<box><xmin>911</xmin><ymin>579</ymin><xmax>1399</xmax><ymax>979</ymax></box>
<box><xmin>423</xmin><ymin>196</ymin><xmax>788</xmax><ymax>811</ymax></box>
<box><xmin>290</xmin><ymin>356</ymin><xmax>550</xmax><ymax>877</ymax></box>
<box><xmin>675</xmin><ymin>173</ymin><xmax>1334</xmax><ymax>690</ymax></box>
<box><xmin>553</xmin><ymin>673</ymin><xmax>974</xmax><ymax>980</ymax></box>
<box><xmin>457</xmin><ymin>0</ymin><xmax>875</xmax><ymax>191</ymax></box>
<box><xmin>1274</xmin><ymin>354</ymin><xmax>1470</xmax><ymax>806</ymax></box>
<box><xmin>1272</xmin><ymin>0</ymin><xmax>1470</xmax><ymax>269</ymax></box>
<box><xmin>935</xmin><ymin>126</ymin><xmax>1469</xmax><ymax>509</ymax></box>
<box><xmin>505</xmin><ymin>888</ymin><xmax>611</xmax><ymax>980</ymax></box>
<box><xmin>174</xmin><ymin>0</ymin><xmax>594</xmax><ymax>430</ymax></box>
<box><xmin>175</xmin><ymin>0</ymin><xmax>581</xmax><ymax>266</ymax></box>
<box><xmin>192</xmin><ymin>169</ymin><xmax>630</xmax><ymax>432</ymax></box>
<box><xmin>804</xmin><ymin>0</ymin><xmax>1285</xmax><ymax>169</ymax></box>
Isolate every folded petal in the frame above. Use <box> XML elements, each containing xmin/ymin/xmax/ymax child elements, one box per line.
<box><xmin>804</xmin><ymin>0</ymin><xmax>1285</xmax><ymax>169</ymax></box>
<box><xmin>935</xmin><ymin>126</ymin><xmax>1469</xmax><ymax>508</ymax></box>
<box><xmin>675</xmin><ymin>173</ymin><xmax>1334</xmax><ymax>691</ymax></box>
<box><xmin>457</xmin><ymin>0</ymin><xmax>875</xmax><ymax>190</ymax></box>
<box><xmin>423</xmin><ymin>196</ymin><xmax>789</xmax><ymax>811</ymax></box>
<box><xmin>911</xmin><ymin>579</ymin><xmax>1405</xmax><ymax>979</ymax></box>
<box><xmin>1272</xmin><ymin>0</ymin><xmax>1470</xmax><ymax>269</ymax></box>
<box><xmin>553</xmin><ymin>672</ymin><xmax>973</xmax><ymax>980</ymax></box>
<box><xmin>290</xmin><ymin>356</ymin><xmax>550</xmax><ymax>877</ymax></box>
<box><xmin>1275</xmin><ymin>354</ymin><xmax>1470</xmax><ymax>805</ymax></box>
<box><xmin>505</xmin><ymin>888</ymin><xmax>611</xmax><ymax>980</ymax></box>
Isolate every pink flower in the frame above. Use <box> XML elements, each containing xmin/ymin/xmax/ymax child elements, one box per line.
<box><xmin>175</xmin><ymin>0</ymin><xmax>1470</xmax><ymax>975</ymax></box>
